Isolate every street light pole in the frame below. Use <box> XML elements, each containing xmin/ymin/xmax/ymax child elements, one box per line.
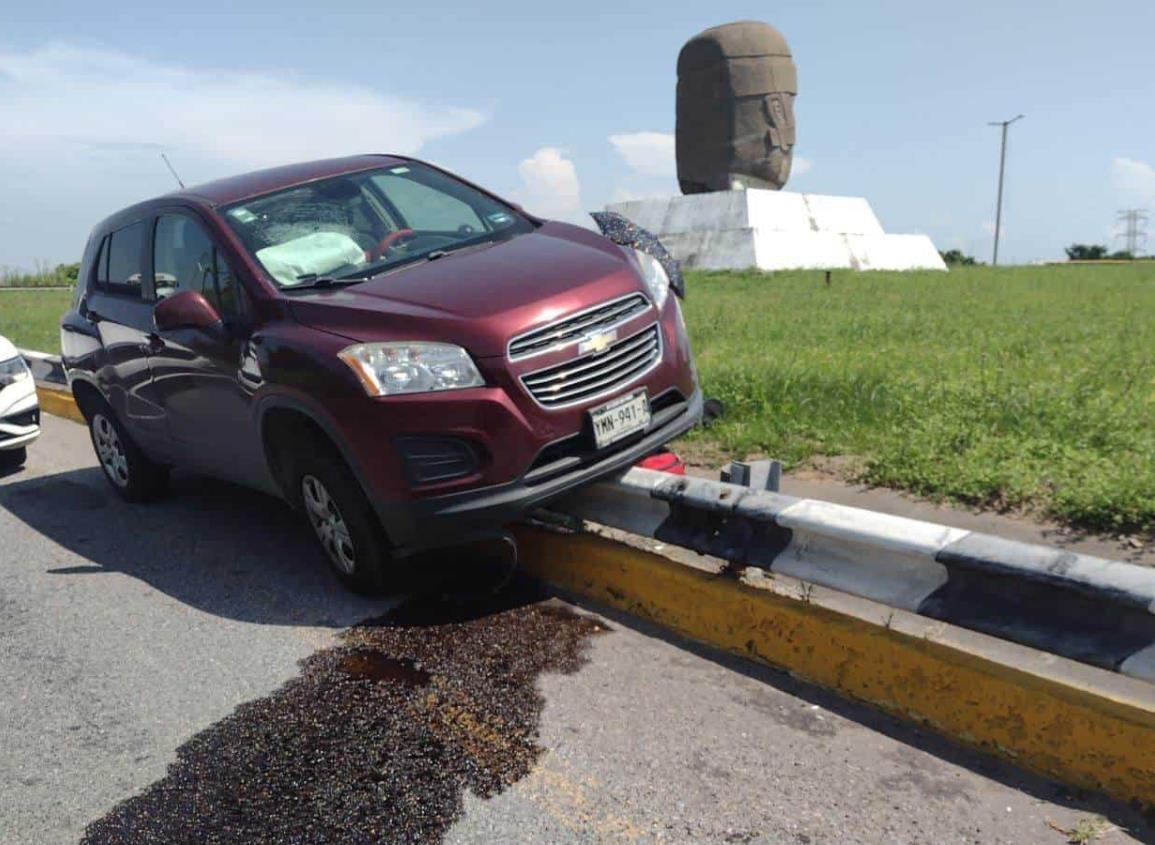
<box><xmin>988</xmin><ymin>114</ymin><xmax>1024</xmax><ymax>266</ymax></box>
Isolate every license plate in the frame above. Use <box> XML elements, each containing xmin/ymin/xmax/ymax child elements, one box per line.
<box><xmin>590</xmin><ymin>390</ymin><xmax>650</xmax><ymax>449</ymax></box>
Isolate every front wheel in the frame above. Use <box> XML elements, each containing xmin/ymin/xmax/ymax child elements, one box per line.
<box><xmin>88</xmin><ymin>406</ymin><xmax>168</xmax><ymax>502</ymax></box>
<box><xmin>292</xmin><ymin>451</ymin><xmax>392</xmax><ymax>593</ymax></box>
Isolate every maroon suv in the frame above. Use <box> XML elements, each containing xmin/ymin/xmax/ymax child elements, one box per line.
<box><xmin>61</xmin><ymin>155</ymin><xmax>701</xmax><ymax>590</ymax></box>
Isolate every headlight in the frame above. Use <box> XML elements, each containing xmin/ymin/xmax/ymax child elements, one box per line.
<box><xmin>632</xmin><ymin>249</ymin><xmax>670</xmax><ymax>310</ymax></box>
<box><xmin>0</xmin><ymin>356</ymin><xmax>30</xmax><ymax>388</ymax></box>
<box><xmin>337</xmin><ymin>342</ymin><xmax>484</xmax><ymax>397</ymax></box>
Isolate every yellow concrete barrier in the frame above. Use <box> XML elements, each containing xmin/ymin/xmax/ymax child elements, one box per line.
<box><xmin>36</xmin><ymin>385</ymin><xmax>84</xmax><ymax>424</ymax></box>
<box><xmin>516</xmin><ymin>527</ymin><xmax>1155</xmax><ymax>808</ymax></box>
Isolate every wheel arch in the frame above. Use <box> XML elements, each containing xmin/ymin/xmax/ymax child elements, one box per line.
<box><xmin>69</xmin><ymin>377</ymin><xmax>106</xmax><ymax>423</ymax></box>
<box><xmin>257</xmin><ymin>395</ymin><xmax>370</xmax><ymax>511</ymax></box>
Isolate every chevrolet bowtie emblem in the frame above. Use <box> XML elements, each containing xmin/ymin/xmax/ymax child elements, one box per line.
<box><xmin>578</xmin><ymin>329</ymin><xmax>617</xmax><ymax>356</ymax></box>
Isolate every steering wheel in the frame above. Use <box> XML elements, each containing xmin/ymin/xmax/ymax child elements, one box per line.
<box><xmin>366</xmin><ymin>228</ymin><xmax>416</xmax><ymax>262</ymax></box>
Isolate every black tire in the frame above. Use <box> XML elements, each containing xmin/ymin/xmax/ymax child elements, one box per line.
<box><xmin>87</xmin><ymin>401</ymin><xmax>169</xmax><ymax>502</ymax></box>
<box><xmin>0</xmin><ymin>447</ymin><xmax>27</xmax><ymax>471</ymax></box>
<box><xmin>290</xmin><ymin>447</ymin><xmax>392</xmax><ymax>594</ymax></box>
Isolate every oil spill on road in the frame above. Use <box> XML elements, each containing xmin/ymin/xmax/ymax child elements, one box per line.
<box><xmin>337</xmin><ymin>649</ymin><xmax>431</xmax><ymax>686</ymax></box>
<box><xmin>81</xmin><ymin>581</ymin><xmax>606</xmax><ymax>844</ymax></box>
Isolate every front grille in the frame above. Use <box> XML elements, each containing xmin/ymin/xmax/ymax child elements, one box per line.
<box><xmin>508</xmin><ymin>293</ymin><xmax>650</xmax><ymax>360</ymax></box>
<box><xmin>521</xmin><ymin>324</ymin><xmax>661</xmax><ymax>408</ymax></box>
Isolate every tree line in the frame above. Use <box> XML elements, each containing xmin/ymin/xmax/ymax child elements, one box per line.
<box><xmin>1064</xmin><ymin>245</ymin><xmax>1150</xmax><ymax>261</ymax></box>
<box><xmin>0</xmin><ymin>263</ymin><xmax>81</xmax><ymax>287</ymax></box>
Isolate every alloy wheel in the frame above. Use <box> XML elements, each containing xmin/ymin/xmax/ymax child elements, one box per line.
<box><xmin>301</xmin><ymin>475</ymin><xmax>356</xmax><ymax>574</ymax></box>
<box><xmin>92</xmin><ymin>414</ymin><xmax>129</xmax><ymax>488</ymax></box>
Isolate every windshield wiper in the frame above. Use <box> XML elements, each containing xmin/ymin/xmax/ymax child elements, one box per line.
<box><xmin>424</xmin><ymin>240</ymin><xmax>498</xmax><ymax>262</ymax></box>
<box><xmin>286</xmin><ymin>272</ymin><xmax>370</xmax><ymax>291</ymax></box>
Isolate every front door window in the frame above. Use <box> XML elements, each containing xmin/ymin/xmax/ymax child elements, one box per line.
<box><xmin>153</xmin><ymin>214</ymin><xmax>242</xmax><ymax>320</ymax></box>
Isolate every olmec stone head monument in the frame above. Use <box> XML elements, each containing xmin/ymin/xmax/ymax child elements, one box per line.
<box><xmin>676</xmin><ymin>20</ymin><xmax>798</xmax><ymax>194</ymax></box>
<box><xmin>607</xmin><ymin>20</ymin><xmax>944</xmax><ymax>272</ymax></box>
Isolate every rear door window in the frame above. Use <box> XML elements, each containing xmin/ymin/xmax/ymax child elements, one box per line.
<box><xmin>104</xmin><ymin>222</ymin><xmax>146</xmax><ymax>297</ymax></box>
<box><xmin>93</xmin><ymin>237</ymin><xmax>111</xmax><ymax>288</ymax></box>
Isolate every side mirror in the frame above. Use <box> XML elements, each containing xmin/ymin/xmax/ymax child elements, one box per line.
<box><xmin>154</xmin><ymin>290</ymin><xmax>222</xmax><ymax>333</ymax></box>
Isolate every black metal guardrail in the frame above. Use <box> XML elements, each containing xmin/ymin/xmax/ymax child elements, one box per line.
<box><xmin>547</xmin><ymin>465</ymin><xmax>1155</xmax><ymax>684</ymax></box>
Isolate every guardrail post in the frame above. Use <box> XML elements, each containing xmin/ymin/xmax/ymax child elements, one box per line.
<box><xmin>721</xmin><ymin>459</ymin><xmax>781</xmax><ymax>492</ymax></box>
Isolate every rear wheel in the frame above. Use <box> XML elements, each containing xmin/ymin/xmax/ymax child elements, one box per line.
<box><xmin>292</xmin><ymin>449</ymin><xmax>392</xmax><ymax>593</ymax></box>
<box><xmin>0</xmin><ymin>447</ymin><xmax>27</xmax><ymax>471</ymax></box>
<box><xmin>88</xmin><ymin>404</ymin><xmax>168</xmax><ymax>502</ymax></box>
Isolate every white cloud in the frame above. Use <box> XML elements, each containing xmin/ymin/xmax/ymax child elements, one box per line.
<box><xmin>516</xmin><ymin>147</ymin><xmax>586</xmax><ymax>223</ymax></box>
<box><xmin>792</xmin><ymin>155</ymin><xmax>812</xmax><ymax>176</ymax></box>
<box><xmin>0</xmin><ymin>44</ymin><xmax>485</xmax><ymax>170</ymax></box>
<box><xmin>1110</xmin><ymin>157</ymin><xmax>1155</xmax><ymax>205</ymax></box>
<box><xmin>609</xmin><ymin>132</ymin><xmax>676</xmax><ymax>179</ymax></box>
<box><xmin>0</xmin><ymin>44</ymin><xmax>486</xmax><ymax>267</ymax></box>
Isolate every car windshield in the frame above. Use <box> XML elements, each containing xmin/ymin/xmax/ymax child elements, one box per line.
<box><xmin>221</xmin><ymin>163</ymin><xmax>534</xmax><ymax>288</ymax></box>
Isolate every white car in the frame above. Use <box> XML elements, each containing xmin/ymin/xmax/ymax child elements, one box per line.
<box><xmin>0</xmin><ymin>335</ymin><xmax>39</xmax><ymax>470</ymax></box>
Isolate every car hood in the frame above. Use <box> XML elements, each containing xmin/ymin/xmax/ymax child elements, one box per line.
<box><xmin>287</xmin><ymin>222</ymin><xmax>645</xmax><ymax>358</ymax></box>
<box><xmin>0</xmin><ymin>335</ymin><xmax>18</xmax><ymax>361</ymax></box>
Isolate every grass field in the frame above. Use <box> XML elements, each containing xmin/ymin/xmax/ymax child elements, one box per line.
<box><xmin>681</xmin><ymin>265</ymin><xmax>1155</xmax><ymax>535</ymax></box>
<box><xmin>1</xmin><ymin>264</ymin><xmax>1152</xmax><ymax>534</ymax></box>
<box><xmin>0</xmin><ymin>288</ymin><xmax>72</xmax><ymax>352</ymax></box>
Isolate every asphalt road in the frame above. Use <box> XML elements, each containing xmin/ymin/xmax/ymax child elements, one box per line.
<box><xmin>2</xmin><ymin>414</ymin><xmax>1151</xmax><ymax>844</ymax></box>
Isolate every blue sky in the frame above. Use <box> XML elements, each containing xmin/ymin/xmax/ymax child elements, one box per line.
<box><xmin>2</xmin><ymin>0</ymin><xmax>1153</xmax><ymax>269</ymax></box>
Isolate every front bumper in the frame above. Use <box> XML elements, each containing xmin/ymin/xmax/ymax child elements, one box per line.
<box><xmin>0</xmin><ymin>428</ymin><xmax>40</xmax><ymax>451</ymax></box>
<box><xmin>378</xmin><ymin>386</ymin><xmax>703</xmax><ymax>554</ymax></box>
<box><xmin>0</xmin><ymin>389</ymin><xmax>40</xmax><ymax>451</ymax></box>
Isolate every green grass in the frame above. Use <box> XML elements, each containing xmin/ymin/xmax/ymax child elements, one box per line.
<box><xmin>680</xmin><ymin>265</ymin><xmax>1155</xmax><ymax>535</ymax></box>
<box><xmin>0</xmin><ymin>288</ymin><xmax>74</xmax><ymax>352</ymax></box>
<box><xmin>3</xmin><ymin>266</ymin><xmax>1153</xmax><ymax>534</ymax></box>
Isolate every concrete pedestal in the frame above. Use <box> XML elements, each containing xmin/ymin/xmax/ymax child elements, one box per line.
<box><xmin>606</xmin><ymin>190</ymin><xmax>946</xmax><ymax>272</ymax></box>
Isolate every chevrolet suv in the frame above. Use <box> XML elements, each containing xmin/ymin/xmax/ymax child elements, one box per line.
<box><xmin>61</xmin><ymin>155</ymin><xmax>701</xmax><ymax>591</ymax></box>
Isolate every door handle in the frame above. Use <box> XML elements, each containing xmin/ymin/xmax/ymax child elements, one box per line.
<box><xmin>146</xmin><ymin>333</ymin><xmax>166</xmax><ymax>354</ymax></box>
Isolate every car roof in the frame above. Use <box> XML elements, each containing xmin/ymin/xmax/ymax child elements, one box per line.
<box><xmin>92</xmin><ymin>154</ymin><xmax>413</xmax><ymax>234</ymax></box>
<box><xmin>166</xmin><ymin>154</ymin><xmax>409</xmax><ymax>207</ymax></box>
